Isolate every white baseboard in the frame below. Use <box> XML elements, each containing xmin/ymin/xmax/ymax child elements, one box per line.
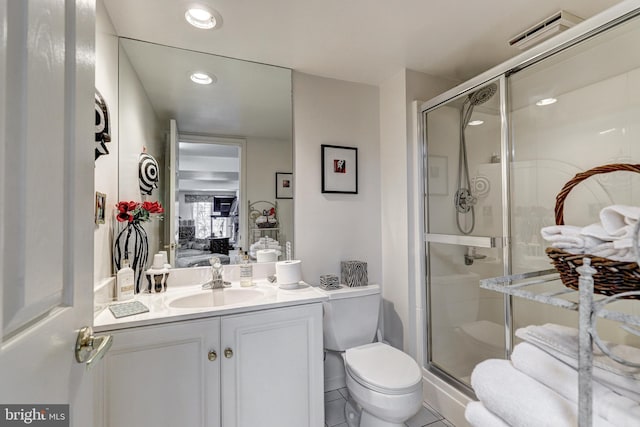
<box><xmin>422</xmin><ymin>369</ymin><xmax>472</xmax><ymax>427</ymax></box>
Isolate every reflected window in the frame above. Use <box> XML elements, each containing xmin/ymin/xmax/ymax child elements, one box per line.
<box><xmin>192</xmin><ymin>202</ymin><xmax>212</xmax><ymax>238</ymax></box>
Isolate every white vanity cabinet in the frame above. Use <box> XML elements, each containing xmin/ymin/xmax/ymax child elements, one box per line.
<box><xmin>94</xmin><ymin>303</ymin><xmax>324</xmax><ymax>427</ymax></box>
<box><xmin>94</xmin><ymin>317</ymin><xmax>222</xmax><ymax>427</ymax></box>
<box><xmin>221</xmin><ymin>304</ymin><xmax>324</xmax><ymax>427</ymax></box>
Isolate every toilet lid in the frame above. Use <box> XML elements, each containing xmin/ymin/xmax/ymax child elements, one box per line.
<box><xmin>345</xmin><ymin>342</ymin><xmax>421</xmax><ymax>395</ymax></box>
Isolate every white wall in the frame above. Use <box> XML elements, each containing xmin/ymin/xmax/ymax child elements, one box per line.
<box><xmin>379</xmin><ymin>69</ymin><xmax>456</xmax><ymax>355</ymax></box>
<box><xmin>293</xmin><ymin>72</ymin><xmax>381</xmax><ymax>285</ymax></box>
<box><xmin>246</xmin><ymin>137</ymin><xmax>294</xmax><ymax>246</ymax></box>
<box><xmin>95</xmin><ymin>0</ymin><xmax>165</xmax><ymax>288</ymax></box>
<box><xmin>118</xmin><ymin>43</ymin><xmax>165</xmax><ymax>261</ymax></box>
<box><xmin>94</xmin><ymin>0</ymin><xmax>119</xmax><ymax>287</ymax></box>
<box><xmin>293</xmin><ymin>72</ymin><xmax>381</xmax><ymax>390</ymax></box>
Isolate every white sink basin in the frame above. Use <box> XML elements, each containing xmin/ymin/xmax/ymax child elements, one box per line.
<box><xmin>169</xmin><ymin>288</ymin><xmax>265</xmax><ymax>309</ymax></box>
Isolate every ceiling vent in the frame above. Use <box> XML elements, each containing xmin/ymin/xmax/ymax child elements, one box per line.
<box><xmin>509</xmin><ymin>10</ymin><xmax>583</xmax><ymax>50</ymax></box>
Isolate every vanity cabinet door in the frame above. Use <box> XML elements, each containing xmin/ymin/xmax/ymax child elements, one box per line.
<box><xmin>220</xmin><ymin>303</ymin><xmax>324</xmax><ymax>427</ymax></box>
<box><xmin>94</xmin><ymin>318</ymin><xmax>221</xmax><ymax>427</ymax></box>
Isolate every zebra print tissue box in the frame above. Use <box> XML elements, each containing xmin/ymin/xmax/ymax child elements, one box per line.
<box><xmin>341</xmin><ymin>261</ymin><xmax>368</xmax><ymax>287</ymax></box>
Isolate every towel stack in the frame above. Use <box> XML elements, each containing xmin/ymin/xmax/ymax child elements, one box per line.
<box><xmin>465</xmin><ymin>323</ymin><xmax>640</xmax><ymax>427</ymax></box>
<box><xmin>249</xmin><ymin>237</ymin><xmax>282</xmax><ymax>259</ymax></box>
<box><xmin>541</xmin><ymin>205</ymin><xmax>640</xmax><ymax>262</ymax></box>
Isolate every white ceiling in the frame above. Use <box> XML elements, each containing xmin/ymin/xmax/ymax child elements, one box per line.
<box><xmin>103</xmin><ymin>0</ymin><xmax>623</xmax><ymax>86</ymax></box>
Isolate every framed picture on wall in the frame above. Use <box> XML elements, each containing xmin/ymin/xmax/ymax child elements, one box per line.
<box><xmin>276</xmin><ymin>172</ymin><xmax>293</xmax><ymax>199</ymax></box>
<box><xmin>95</xmin><ymin>192</ymin><xmax>106</xmax><ymax>224</ymax></box>
<box><xmin>427</xmin><ymin>155</ymin><xmax>448</xmax><ymax>195</ymax></box>
<box><xmin>321</xmin><ymin>144</ymin><xmax>358</xmax><ymax>194</ymax></box>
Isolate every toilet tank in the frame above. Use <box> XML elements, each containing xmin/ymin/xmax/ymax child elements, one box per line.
<box><xmin>321</xmin><ymin>284</ymin><xmax>381</xmax><ymax>351</ymax></box>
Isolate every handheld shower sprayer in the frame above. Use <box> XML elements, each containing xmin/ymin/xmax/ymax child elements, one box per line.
<box><xmin>454</xmin><ymin>83</ymin><xmax>497</xmax><ymax>235</ymax></box>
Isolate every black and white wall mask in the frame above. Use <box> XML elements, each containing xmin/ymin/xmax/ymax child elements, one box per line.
<box><xmin>95</xmin><ymin>90</ymin><xmax>111</xmax><ymax>161</ymax></box>
<box><xmin>139</xmin><ymin>152</ymin><xmax>159</xmax><ymax>195</ymax></box>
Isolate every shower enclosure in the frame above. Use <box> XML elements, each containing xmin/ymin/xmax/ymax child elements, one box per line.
<box><xmin>422</xmin><ymin>2</ymin><xmax>640</xmax><ymax>393</ymax></box>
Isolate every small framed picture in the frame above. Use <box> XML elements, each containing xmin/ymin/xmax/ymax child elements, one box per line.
<box><xmin>95</xmin><ymin>192</ymin><xmax>106</xmax><ymax>224</ymax></box>
<box><xmin>276</xmin><ymin>172</ymin><xmax>293</xmax><ymax>199</ymax></box>
<box><xmin>321</xmin><ymin>144</ymin><xmax>358</xmax><ymax>194</ymax></box>
<box><xmin>428</xmin><ymin>155</ymin><xmax>448</xmax><ymax>195</ymax></box>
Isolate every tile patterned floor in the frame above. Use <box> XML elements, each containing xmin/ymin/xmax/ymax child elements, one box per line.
<box><xmin>324</xmin><ymin>388</ymin><xmax>455</xmax><ymax>427</ymax></box>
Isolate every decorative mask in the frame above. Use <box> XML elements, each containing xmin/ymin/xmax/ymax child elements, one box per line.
<box><xmin>139</xmin><ymin>152</ymin><xmax>159</xmax><ymax>195</ymax></box>
<box><xmin>94</xmin><ymin>90</ymin><xmax>111</xmax><ymax>161</ymax></box>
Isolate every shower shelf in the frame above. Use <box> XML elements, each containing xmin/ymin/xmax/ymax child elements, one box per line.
<box><xmin>480</xmin><ymin>264</ymin><xmax>640</xmax><ymax>427</ymax></box>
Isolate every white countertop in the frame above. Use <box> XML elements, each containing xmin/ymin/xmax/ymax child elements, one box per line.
<box><xmin>94</xmin><ymin>279</ymin><xmax>327</xmax><ymax>332</ymax></box>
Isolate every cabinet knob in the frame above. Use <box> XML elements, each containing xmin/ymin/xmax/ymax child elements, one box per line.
<box><xmin>224</xmin><ymin>347</ymin><xmax>233</xmax><ymax>358</ymax></box>
<box><xmin>208</xmin><ymin>350</ymin><xmax>217</xmax><ymax>361</ymax></box>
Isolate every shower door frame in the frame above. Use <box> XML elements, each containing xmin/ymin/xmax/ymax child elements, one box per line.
<box><xmin>422</xmin><ymin>75</ymin><xmax>511</xmax><ymax>395</ymax></box>
<box><xmin>419</xmin><ymin>0</ymin><xmax>640</xmax><ymax>396</ymax></box>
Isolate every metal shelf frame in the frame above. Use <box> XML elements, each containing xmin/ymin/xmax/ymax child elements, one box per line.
<box><xmin>480</xmin><ymin>261</ymin><xmax>640</xmax><ymax>426</ymax></box>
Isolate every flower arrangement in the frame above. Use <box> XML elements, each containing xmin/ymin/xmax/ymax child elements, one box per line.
<box><xmin>116</xmin><ymin>200</ymin><xmax>164</xmax><ymax>224</ymax></box>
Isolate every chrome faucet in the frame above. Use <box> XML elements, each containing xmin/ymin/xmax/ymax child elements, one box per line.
<box><xmin>202</xmin><ymin>257</ymin><xmax>226</xmax><ymax>289</ymax></box>
<box><xmin>464</xmin><ymin>246</ymin><xmax>486</xmax><ymax>266</ymax></box>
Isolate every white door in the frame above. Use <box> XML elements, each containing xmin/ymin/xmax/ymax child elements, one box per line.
<box><xmin>0</xmin><ymin>1</ymin><xmax>99</xmax><ymax>425</ymax></box>
<box><xmin>166</xmin><ymin>119</ymin><xmax>179</xmax><ymax>265</ymax></box>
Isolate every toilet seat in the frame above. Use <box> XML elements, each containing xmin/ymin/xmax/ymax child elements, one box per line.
<box><xmin>345</xmin><ymin>342</ymin><xmax>422</xmax><ymax>395</ymax></box>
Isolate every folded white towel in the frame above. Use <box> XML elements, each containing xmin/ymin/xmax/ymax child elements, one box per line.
<box><xmin>591</xmin><ymin>245</ymin><xmax>634</xmax><ymax>261</ymax></box>
<box><xmin>465</xmin><ymin>401</ymin><xmax>510</xmax><ymax>427</ymax></box>
<box><xmin>600</xmin><ymin>205</ymin><xmax>640</xmax><ymax>235</ymax></box>
<box><xmin>471</xmin><ymin>358</ymin><xmax>614</xmax><ymax>427</ymax></box>
<box><xmin>582</xmin><ymin>222</ymin><xmax>635</xmax><ymax>246</ymax></box>
<box><xmin>516</xmin><ymin>324</ymin><xmax>640</xmax><ymax>402</ymax></box>
<box><xmin>541</xmin><ymin>225</ymin><xmax>585</xmax><ymax>249</ymax></box>
<box><xmin>541</xmin><ymin>223</ymin><xmax>635</xmax><ymax>261</ymax></box>
<box><xmin>512</xmin><ymin>342</ymin><xmax>640</xmax><ymax>426</ymax></box>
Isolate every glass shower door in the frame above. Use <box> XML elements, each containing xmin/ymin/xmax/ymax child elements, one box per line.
<box><xmin>508</xmin><ymin>13</ymin><xmax>640</xmax><ymax>343</ymax></box>
<box><xmin>424</xmin><ymin>79</ymin><xmax>507</xmax><ymax>387</ymax></box>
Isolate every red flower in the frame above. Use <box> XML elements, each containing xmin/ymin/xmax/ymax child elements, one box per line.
<box><xmin>142</xmin><ymin>201</ymin><xmax>164</xmax><ymax>214</ymax></box>
<box><xmin>115</xmin><ymin>200</ymin><xmax>163</xmax><ymax>224</ymax></box>
<box><xmin>116</xmin><ymin>212</ymin><xmax>133</xmax><ymax>222</ymax></box>
<box><xmin>116</xmin><ymin>201</ymin><xmax>131</xmax><ymax>213</ymax></box>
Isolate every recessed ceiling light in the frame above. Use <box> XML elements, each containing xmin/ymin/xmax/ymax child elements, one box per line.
<box><xmin>536</xmin><ymin>97</ymin><xmax>557</xmax><ymax>106</ymax></box>
<box><xmin>468</xmin><ymin>120</ymin><xmax>484</xmax><ymax>126</ymax></box>
<box><xmin>185</xmin><ymin>6</ymin><xmax>221</xmax><ymax>29</ymax></box>
<box><xmin>190</xmin><ymin>72</ymin><xmax>215</xmax><ymax>85</ymax></box>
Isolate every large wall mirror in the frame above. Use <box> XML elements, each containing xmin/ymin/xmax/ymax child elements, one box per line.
<box><xmin>117</xmin><ymin>38</ymin><xmax>293</xmax><ymax>267</ymax></box>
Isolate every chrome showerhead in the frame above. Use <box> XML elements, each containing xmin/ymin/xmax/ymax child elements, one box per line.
<box><xmin>468</xmin><ymin>83</ymin><xmax>497</xmax><ymax>106</ymax></box>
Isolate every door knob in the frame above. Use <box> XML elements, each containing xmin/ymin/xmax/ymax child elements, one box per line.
<box><xmin>75</xmin><ymin>326</ymin><xmax>113</xmax><ymax>370</ymax></box>
<box><xmin>208</xmin><ymin>350</ymin><xmax>217</xmax><ymax>361</ymax></box>
<box><xmin>224</xmin><ymin>347</ymin><xmax>233</xmax><ymax>358</ymax></box>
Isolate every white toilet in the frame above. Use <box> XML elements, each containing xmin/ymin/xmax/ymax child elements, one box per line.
<box><xmin>320</xmin><ymin>284</ymin><xmax>423</xmax><ymax>427</ymax></box>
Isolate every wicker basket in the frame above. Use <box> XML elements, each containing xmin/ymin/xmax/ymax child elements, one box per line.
<box><xmin>545</xmin><ymin>163</ymin><xmax>640</xmax><ymax>298</ymax></box>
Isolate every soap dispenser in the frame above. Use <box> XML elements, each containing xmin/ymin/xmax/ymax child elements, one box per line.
<box><xmin>240</xmin><ymin>251</ymin><xmax>253</xmax><ymax>287</ymax></box>
<box><xmin>116</xmin><ymin>259</ymin><xmax>135</xmax><ymax>300</ymax></box>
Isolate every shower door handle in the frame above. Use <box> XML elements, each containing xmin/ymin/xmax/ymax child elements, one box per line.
<box><xmin>425</xmin><ymin>233</ymin><xmax>505</xmax><ymax>248</ymax></box>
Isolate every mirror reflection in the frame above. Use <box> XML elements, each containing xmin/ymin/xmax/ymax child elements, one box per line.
<box><xmin>117</xmin><ymin>38</ymin><xmax>293</xmax><ymax>266</ymax></box>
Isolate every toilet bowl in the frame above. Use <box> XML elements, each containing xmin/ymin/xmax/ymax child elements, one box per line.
<box><xmin>343</xmin><ymin>343</ymin><xmax>422</xmax><ymax>427</ymax></box>
<box><xmin>319</xmin><ymin>285</ymin><xmax>423</xmax><ymax>427</ymax></box>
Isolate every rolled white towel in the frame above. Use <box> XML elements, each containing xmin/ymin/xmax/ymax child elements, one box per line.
<box><xmin>471</xmin><ymin>358</ymin><xmax>614</xmax><ymax>427</ymax></box>
<box><xmin>600</xmin><ymin>205</ymin><xmax>640</xmax><ymax>235</ymax></box>
<box><xmin>512</xmin><ymin>342</ymin><xmax>640</xmax><ymax>426</ymax></box>
<box><xmin>516</xmin><ymin>324</ymin><xmax>640</xmax><ymax>402</ymax></box>
<box><xmin>465</xmin><ymin>401</ymin><xmax>510</xmax><ymax>427</ymax></box>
